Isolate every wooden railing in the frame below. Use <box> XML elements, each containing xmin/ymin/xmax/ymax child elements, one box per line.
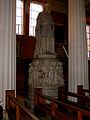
<box><xmin>6</xmin><ymin>90</ymin><xmax>40</xmax><ymax>120</ymax></box>
<box><xmin>34</xmin><ymin>88</ymin><xmax>90</xmax><ymax>120</ymax></box>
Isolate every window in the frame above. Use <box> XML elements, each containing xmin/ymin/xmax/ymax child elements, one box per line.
<box><xmin>16</xmin><ymin>0</ymin><xmax>23</xmax><ymax>35</ymax></box>
<box><xmin>29</xmin><ymin>2</ymin><xmax>43</xmax><ymax>36</ymax></box>
<box><xmin>86</xmin><ymin>25</ymin><xmax>90</xmax><ymax>59</ymax></box>
<box><xmin>16</xmin><ymin>1</ymin><xmax>43</xmax><ymax>36</ymax></box>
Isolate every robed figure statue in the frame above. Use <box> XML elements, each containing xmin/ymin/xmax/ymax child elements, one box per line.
<box><xmin>34</xmin><ymin>3</ymin><xmax>55</xmax><ymax>58</ymax></box>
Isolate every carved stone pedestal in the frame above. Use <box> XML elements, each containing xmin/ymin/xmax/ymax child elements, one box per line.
<box><xmin>27</xmin><ymin>54</ymin><xmax>64</xmax><ymax>109</ymax></box>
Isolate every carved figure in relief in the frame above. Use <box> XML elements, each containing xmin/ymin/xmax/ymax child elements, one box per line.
<box><xmin>34</xmin><ymin>3</ymin><xmax>55</xmax><ymax>58</ymax></box>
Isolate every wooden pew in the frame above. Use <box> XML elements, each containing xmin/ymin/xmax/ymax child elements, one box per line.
<box><xmin>6</xmin><ymin>90</ymin><xmax>40</xmax><ymax>120</ymax></box>
<box><xmin>77</xmin><ymin>85</ymin><xmax>90</xmax><ymax>96</ymax></box>
<box><xmin>58</xmin><ymin>86</ymin><xmax>90</xmax><ymax>109</ymax></box>
<box><xmin>77</xmin><ymin>85</ymin><xmax>90</xmax><ymax>110</ymax></box>
<box><xmin>34</xmin><ymin>88</ymin><xmax>90</xmax><ymax>120</ymax></box>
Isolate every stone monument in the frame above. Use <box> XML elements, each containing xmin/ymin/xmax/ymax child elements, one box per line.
<box><xmin>27</xmin><ymin>3</ymin><xmax>64</xmax><ymax>110</ymax></box>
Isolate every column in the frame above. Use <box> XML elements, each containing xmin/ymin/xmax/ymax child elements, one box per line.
<box><xmin>68</xmin><ymin>0</ymin><xmax>89</xmax><ymax>93</ymax></box>
<box><xmin>0</xmin><ymin>0</ymin><xmax>16</xmax><ymax>108</ymax></box>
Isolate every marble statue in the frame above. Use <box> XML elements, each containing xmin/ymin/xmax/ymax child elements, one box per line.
<box><xmin>34</xmin><ymin>3</ymin><xmax>55</xmax><ymax>58</ymax></box>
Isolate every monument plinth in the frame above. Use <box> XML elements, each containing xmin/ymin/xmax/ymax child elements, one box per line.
<box><xmin>28</xmin><ymin>54</ymin><xmax>64</xmax><ymax>109</ymax></box>
<box><xmin>29</xmin><ymin>54</ymin><xmax>64</xmax><ymax>87</ymax></box>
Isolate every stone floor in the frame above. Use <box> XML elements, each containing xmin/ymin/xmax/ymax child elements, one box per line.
<box><xmin>39</xmin><ymin>115</ymin><xmax>52</xmax><ymax>120</ymax></box>
<box><xmin>3</xmin><ymin>110</ymin><xmax>9</xmax><ymax>120</ymax></box>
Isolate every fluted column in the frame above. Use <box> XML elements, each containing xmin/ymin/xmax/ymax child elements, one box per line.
<box><xmin>68</xmin><ymin>0</ymin><xmax>89</xmax><ymax>93</ymax></box>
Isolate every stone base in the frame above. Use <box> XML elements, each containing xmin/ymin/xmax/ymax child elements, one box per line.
<box><xmin>25</xmin><ymin>87</ymin><xmax>35</xmax><ymax>110</ymax></box>
<box><xmin>42</xmin><ymin>85</ymin><xmax>58</xmax><ymax>98</ymax></box>
<box><xmin>27</xmin><ymin>54</ymin><xmax>64</xmax><ymax>110</ymax></box>
<box><xmin>28</xmin><ymin>54</ymin><xmax>64</xmax><ymax>87</ymax></box>
<box><xmin>26</xmin><ymin>85</ymin><xmax>59</xmax><ymax>110</ymax></box>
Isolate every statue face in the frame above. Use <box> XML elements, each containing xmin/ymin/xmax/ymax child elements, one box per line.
<box><xmin>44</xmin><ymin>3</ymin><xmax>50</xmax><ymax>12</ymax></box>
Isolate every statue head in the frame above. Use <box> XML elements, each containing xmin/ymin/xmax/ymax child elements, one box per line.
<box><xmin>43</xmin><ymin>2</ymin><xmax>50</xmax><ymax>12</ymax></box>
